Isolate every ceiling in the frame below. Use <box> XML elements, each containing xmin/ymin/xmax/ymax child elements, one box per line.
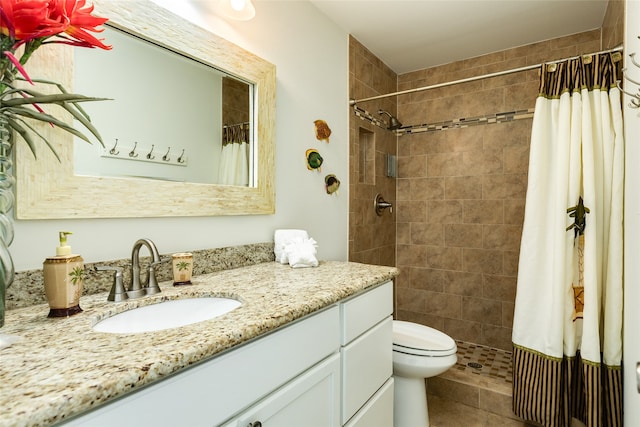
<box><xmin>308</xmin><ymin>0</ymin><xmax>610</xmax><ymax>74</ymax></box>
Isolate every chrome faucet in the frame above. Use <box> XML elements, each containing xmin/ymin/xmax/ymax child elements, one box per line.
<box><xmin>129</xmin><ymin>238</ymin><xmax>162</xmax><ymax>298</ymax></box>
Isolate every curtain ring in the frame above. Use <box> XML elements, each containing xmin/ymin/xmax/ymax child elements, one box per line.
<box><xmin>162</xmin><ymin>147</ymin><xmax>171</xmax><ymax>161</ymax></box>
<box><xmin>146</xmin><ymin>144</ymin><xmax>155</xmax><ymax>160</ymax></box>
<box><xmin>129</xmin><ymin>141</ymin><xmax>139</xmax><ymax>158</ymax></box>
<box><xmin>109</xmin><ymin>138</ymin><xmax>120</xmax><ymax>155</ymax></box>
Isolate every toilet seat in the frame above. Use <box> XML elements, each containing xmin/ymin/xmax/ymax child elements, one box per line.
<box><xmin>392</xmin><ymin>320</ymin><xmax>457</xmax><ymax>357</ymax></box>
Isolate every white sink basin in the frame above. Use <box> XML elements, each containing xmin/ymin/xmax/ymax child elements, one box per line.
<box><xmin>93</xmin><ymin>297</ymin><xmax>242</xmax><ymax>334</ymax></box>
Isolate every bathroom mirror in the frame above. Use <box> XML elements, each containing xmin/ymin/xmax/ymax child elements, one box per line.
<box><xmin>73</xmin><ymin>25</ymin><xmax>254</xmax><ymax>186</ymax></box>
<box><xmin>15</xmin><ymin>0</ymin><xmax>275</xmax><ymax>219</ymax></box>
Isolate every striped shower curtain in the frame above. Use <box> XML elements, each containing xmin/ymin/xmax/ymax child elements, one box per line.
<box><xmin>218</xmin><ymin>123</ymin><xmax>250</xmax><ymax>186</ymax></box>
<box><xmin>512</xmin><ymin>53</ymin><xmax>624</xmax><ymax>427</ymax></box>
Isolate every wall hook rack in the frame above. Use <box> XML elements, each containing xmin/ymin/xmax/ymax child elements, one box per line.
<box><xmin>101</xmin><ymin>140</ymin><xmax>187</xmax><ymax>167</ymax></box>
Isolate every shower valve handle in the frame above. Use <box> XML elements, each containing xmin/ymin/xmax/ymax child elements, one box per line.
<box><xmin>374</xmin><ymin>194</ymin><xmax>393</xmax><ymax>216</ymax></box>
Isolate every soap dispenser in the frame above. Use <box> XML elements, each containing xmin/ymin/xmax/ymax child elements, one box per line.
<box><xmin>43</xmin><ymin>232</ymin><xmax>85</xmax><ymax>318</ymax></box>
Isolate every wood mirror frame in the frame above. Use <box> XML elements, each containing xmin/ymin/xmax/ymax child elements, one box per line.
<box><xmin>15</xmin><ymin>0</ymin><xmax>275</xmax><ymax>219</ymax></box>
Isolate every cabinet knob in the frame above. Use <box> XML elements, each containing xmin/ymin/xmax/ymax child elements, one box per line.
<box><xmin>248</xmin><ymin>422</ymin><xmax>262</xmax><ymax>427</ymax></box>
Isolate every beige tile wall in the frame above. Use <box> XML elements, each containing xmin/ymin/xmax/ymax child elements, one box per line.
<box><xmin>349</xmin><ymin>36</ymin><xmax>397</xmax><ymax>267</ymax></box>
<box><xmin>602</xmin><ymin>0</ymin><xmax>625</xmax><ymax>49</ymax></box>
<box><xmin>394</xmin><ymin>29</ymin><xmax>608</xmax><ymax>351</ymax></box>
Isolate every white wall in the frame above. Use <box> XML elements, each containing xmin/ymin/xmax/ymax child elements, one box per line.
<box><xmin>11</xmin><ymin>1</ymin><xmax>349</xmax><ymax>270</ymax></box>
<box><xmin>624</xmin><ymin>1</ymin><xmax>640</xmax><ymax>423</ymax></box>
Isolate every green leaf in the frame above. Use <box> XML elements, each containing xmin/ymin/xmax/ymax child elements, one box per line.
<box><xmin>6</xmin><ymin>114</ymin><xmax>63</xmax><ymax>161</ymax></box>
<box><xmin>6</xmin><ymin>116</ymin><xmax>39</xmax><ymax>159</ymax></box>
<box><xmin>2</xmin><ymin>93</ymin><xmax>109</xmax><ymax>107</ymax></box>
<box><xmin>0</xmin><ymin>78</ymin><xmax>109</xmax><ymax>160</ymax></box>
<box><xmin>6</xmin><ymin>106</ymin><xmax>90</xmax><ymax>140</ymax></box>
<box><xmin>29</xmin><ymin>78</ymin><xmax>97</xmax><ymax>123</ymax></box>
<box><xmin>57</xmin><ymin>102</ymin><xmax>104</xmax><ymax>146</ymax></box>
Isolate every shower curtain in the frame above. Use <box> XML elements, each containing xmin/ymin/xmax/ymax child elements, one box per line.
<box><xmin>512</xmin><ymin>53</ymin><xmax>624</xmax><ymax>427</ymax></box>
<box><xmin>218</xmin><ymin>123</ymin><xmax>250</xmax><ymax>186</ymax></box>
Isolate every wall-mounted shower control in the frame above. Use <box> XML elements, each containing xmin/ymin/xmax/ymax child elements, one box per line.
<box><xmin>374</xmin><ymin>194</ymin><xmax>393</xmax><ymax>216</ymax></box>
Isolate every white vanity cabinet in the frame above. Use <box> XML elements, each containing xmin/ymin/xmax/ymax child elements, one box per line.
<box><xmin>61</xmin><ymin>306</ymin><xmax>340</xmax><ymax>427</ymax></box>
<box><xmin>60</xmin><ymin>281</ymin><xmax>394</xmax><ymax>427</ymax></box>
<box><xmin>223</xmin><ymin>281</ymin><xmax>394</xmax><ymax>427</ymax></box>
<box><xmin>340</xmin><ymin>281</ymin><xmax>394</xmax><ymax>427</ymax></box>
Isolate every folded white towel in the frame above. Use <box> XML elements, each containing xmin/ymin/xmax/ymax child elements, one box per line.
<box><xmin>274</xmin><ymin>229</ymin><xmax>309</xmax><ymax>264</ymax></box>
<box><xmin>285</xmin><ymin>237</ymin><xmax>319</xmax><ymax>268</ymax></box>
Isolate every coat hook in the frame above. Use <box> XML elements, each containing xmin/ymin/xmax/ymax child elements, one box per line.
<box><xmin>177</xmin><ymin>149</ymin><xmax>186</xmax><ymax>164</ymax></box>
<box><xmin>146</xmin><ymin>144</ymin><xmax>155</xmax><ymax>160</ymax></box>
<box><xmin>630</xmin><ymin>52</ymin><xmax>640</xmax><ymax>69</ymax></box>
<box><xmin>162</xmin><ymin>147</ymin><xmax>171</xmax><ymax>162</ymax></box>
<box><xmin>622</xmin><ymin>69</ymin><xmax>640</xmax><ymax>86</ymax></box>
<box><xmin>129</xmin><ymin>141</ymin><xmax>139</xmax><ymax>158</ymax></box>
<box><xmin>109</xmin><ymin>138</ymin><xmax>120</xmax><ymax>155</ymax></box>
<box><xmin>616</xmin><ymin>80</ymin><xmax>640</xmax><ymax>108</ymax></box>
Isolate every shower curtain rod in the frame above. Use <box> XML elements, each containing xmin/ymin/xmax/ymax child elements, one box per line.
<box><xmin>348</xmin><ymin>45</ymin><xmax>624</xmax><ymax>106</ymax></box>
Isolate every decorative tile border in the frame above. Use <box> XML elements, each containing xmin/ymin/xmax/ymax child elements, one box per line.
<box><xmin>352</xmin><ymin>106</ymin><xmax>534</xmax><ymax>135</ymax></box>
<box><xmin>352</xmin><ymin>105</ymin><xmax>387</xmax><ymax>129</ymax></box>
<box><xmin>399</xmin><ymin>108</ymin><xmax>535</xmax><ymax>135</ymax></box>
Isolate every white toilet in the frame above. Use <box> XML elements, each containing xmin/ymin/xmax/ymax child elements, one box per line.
<box><xmin>392</xmin><ymin>320</ymin><xmax>457</xmax><ymax>427</ymax></box>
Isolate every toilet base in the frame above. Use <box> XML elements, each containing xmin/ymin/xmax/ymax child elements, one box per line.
<box><xmin>393</xmin><ymin>375</ymin><xmax>429</xmax><ymax>427</ymax></box>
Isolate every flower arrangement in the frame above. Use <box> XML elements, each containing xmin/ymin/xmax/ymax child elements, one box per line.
<box><xmin>0</xmin><ymin>0</ymin><xmax>111</xmax><ymax>158</ymax></box>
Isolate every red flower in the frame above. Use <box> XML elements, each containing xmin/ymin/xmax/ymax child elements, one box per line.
<box><xmin>0</xmin><ymin>0</ymin><xmax>110</xmax><ymax>49</ymax></box>
<box><xmin>0</xmin><ymin>0</ymin><xmax>68</xmax><ymax>42</ymax></box>
<box><xmin>56</xmin><ymin>0</ymin><xmax>110</xmax><ymax>50</ymax></box>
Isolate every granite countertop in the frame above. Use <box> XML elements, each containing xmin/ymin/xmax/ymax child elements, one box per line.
<box><xmin>0</xmin><ymin>261</ymin><xmax>398</xmax><ymax>427</ymax></box>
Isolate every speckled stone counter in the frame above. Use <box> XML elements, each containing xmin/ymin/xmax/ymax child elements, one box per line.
<box><xmin>0</xmin><ymin>261</ymin><xmax>398</xmax><ymax>427</ymax></box>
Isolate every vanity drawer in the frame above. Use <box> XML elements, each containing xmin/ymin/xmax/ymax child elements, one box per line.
<box><xmin>341</xmin><ymin>316</ymin><xmax>393</xmax><ymax>424</ymax></box>
<box><xmin>344</xmin><ymin>377</ymin><xmax>394</xmax><ymax>427</ymax></box>
<box><xmin>341</xmin><ymin>281</ymin><xmax>393</xmax><ymax>345</ymax></box>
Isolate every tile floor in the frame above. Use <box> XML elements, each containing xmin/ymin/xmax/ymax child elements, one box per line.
<box><xmin>427</xmin><ymin>341</ymin><xmax>530</xmax><ymax>426</ymax></box>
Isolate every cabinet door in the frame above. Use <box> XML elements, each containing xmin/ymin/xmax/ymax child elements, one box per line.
<box><xmin>341</xmin><ymin>316</ymin><xmax>392</xmax><ymax>424</ymax></box>
<box><xmin>344</xmin><ymin>378</ymin><xmax>394</xmax><ymax>427</ymax></box>
<box><xmin>226</xmin><ymin>353</ymin><xmax>341</xmax><ymax>427</ymax></box>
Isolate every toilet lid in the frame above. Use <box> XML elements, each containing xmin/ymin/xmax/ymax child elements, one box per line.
<box><xmin>392</xmin><ymin>320</ymin><xmax>457</xmax><ymax>357</ymax></box>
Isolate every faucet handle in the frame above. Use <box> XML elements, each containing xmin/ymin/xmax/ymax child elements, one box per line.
<box><xmin>144</xmin><ymin>258</ymin><xmax>168</xmax><ymax>295</ymax></box>
<box><xmin>95</xmin><ymin>265</ymin><xmax>128</xmax><ymax>302</ymax></box>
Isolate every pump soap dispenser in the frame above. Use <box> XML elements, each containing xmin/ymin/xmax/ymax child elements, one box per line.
<box><xmin>43</xmin><ymin>232</ymin><xmax>84</xmax><ymax>317</ymax></box>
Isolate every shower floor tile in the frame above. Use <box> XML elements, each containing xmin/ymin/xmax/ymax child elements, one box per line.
<box><xmin>452</xmin><ymin>340</ymin><xmax>513</xmax><ymax>387</ymax></box>
<box><xmin>428</xmin><ymin>341</ymin><xmax>522</xmax><ymax>425</ymax></box>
